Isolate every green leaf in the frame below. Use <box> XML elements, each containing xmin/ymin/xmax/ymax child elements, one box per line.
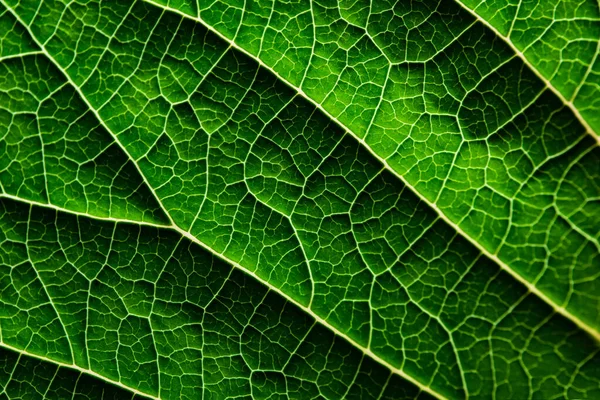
<box><xmin>0</xmin><ymin>0</ymin><xmax>598</xmax><ymax>399</ymax></box>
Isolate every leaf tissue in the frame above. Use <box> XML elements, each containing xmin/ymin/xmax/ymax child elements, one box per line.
<box><xmin>0</xmin><ymin>0</ymin><xmax>599</xmax><ymax>398</ymax></box>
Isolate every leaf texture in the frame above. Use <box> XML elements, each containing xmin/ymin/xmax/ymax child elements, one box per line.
<box><xmin>0</xmin><ymin>0</ymin><xmax>599</xmax><ymax>399</ymax></box>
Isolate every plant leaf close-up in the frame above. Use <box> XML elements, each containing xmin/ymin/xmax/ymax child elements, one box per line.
<box><xmin>0</xmin><ymin>0</ymin><xmax>599</xmax><ymax>398</ymax></box>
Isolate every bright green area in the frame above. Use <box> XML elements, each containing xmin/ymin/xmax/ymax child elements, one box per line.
<box><xmin>0</xmin><ymin>0</ymin><xmax>599</xmax><ymax>399</ymax></box>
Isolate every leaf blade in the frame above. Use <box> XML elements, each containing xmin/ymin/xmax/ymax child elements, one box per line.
<box><xmin>0</xmin><ymin>0</ymin><xmax>599</xmax><ymax>399</ymax></box>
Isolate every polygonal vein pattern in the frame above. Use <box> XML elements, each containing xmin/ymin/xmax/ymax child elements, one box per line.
<box><xmin>0</xmin><ymin>0</ymin><xmax>599</xmax><ymax>399</ymax></box>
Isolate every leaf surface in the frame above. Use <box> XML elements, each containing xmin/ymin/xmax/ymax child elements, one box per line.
<box><xmin>0</xmin><ymin>0</ymin><xmax>599</xmax><ymax>399</ymax></box>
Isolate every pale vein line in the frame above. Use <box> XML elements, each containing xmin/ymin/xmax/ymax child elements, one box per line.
<box><xmin>141</xmin><ymin>0</ymin><xmax>600</xmax><ymax>343</ymax></box>
<box><xmin>0</xmin><ymin>193</ymin><xmax>170</xmax><ymax>229</ymax></box>
<box><xmin>0</xmin><ymin>51</ymin><xmax>44</xmax><ymax>62</ymax></box>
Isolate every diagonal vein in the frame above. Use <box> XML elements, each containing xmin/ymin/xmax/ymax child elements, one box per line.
<box><xmin>141</xmin><ymin>0</ymin><xmax>600</xmax><ymax>343</ymax></box>
<box><xmin>2</xmin><ymin>191</ymin><xmax>449</xmax><ymax>400</ymax></box>
<box><xmin>0</xmin><ymin>2</ymin><xmax>449</xmax><ymax>398</ymax></box>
